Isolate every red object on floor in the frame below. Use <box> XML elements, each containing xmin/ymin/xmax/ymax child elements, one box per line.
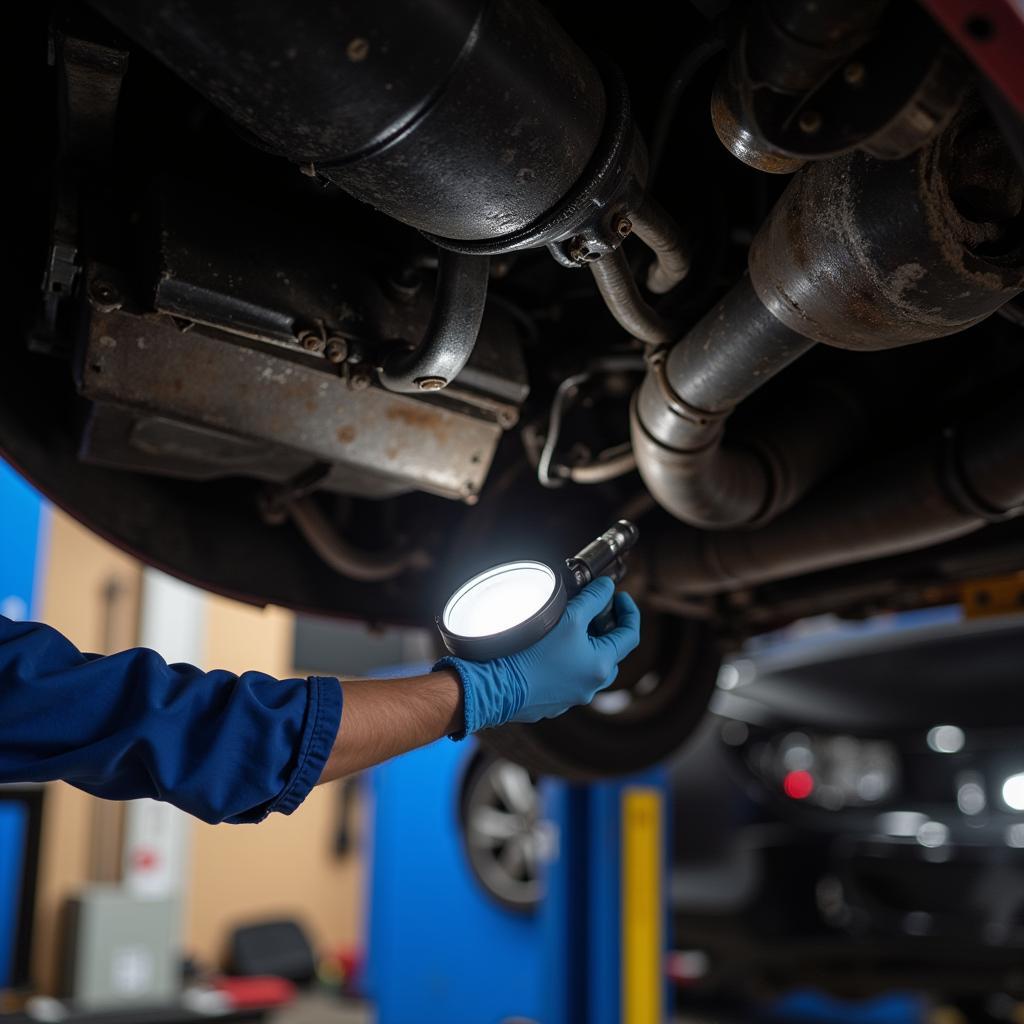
<box><xmin>322</xmin><ymin>945</ymin><xmax>365</xmax><ymax>995</ymax></box>
<box><xmin>212</xmin><ymin>975</ymin><xmax>297</xmax><ymax>1009</ymax></box>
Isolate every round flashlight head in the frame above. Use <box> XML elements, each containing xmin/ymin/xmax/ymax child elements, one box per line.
<box><xmin>438</xmin><ymin>559</ymin><xmax>567</xmax><ymax>661</ymax></box>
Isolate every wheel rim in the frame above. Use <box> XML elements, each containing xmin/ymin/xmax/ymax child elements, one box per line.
<box><xmin>462</xmin><ymin>756</ymin><xmax>542</xmax><ymax>910</ymax></box>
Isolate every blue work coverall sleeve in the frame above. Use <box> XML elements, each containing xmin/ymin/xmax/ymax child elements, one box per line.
<box><xmin>0</xmin><ymin>615</ymin><xmax>343</xmax><ymax>825</ymax></box>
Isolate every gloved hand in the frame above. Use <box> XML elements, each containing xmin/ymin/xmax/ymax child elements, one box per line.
<box><xmin>436</xmin><ymin>576</ymin><xmax>641</xmax><ymax>736</ymax></box>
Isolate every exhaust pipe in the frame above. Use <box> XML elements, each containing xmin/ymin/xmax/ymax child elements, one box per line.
<box><xmin>652</xmin><ymin>392</ymin><xmax>1024</xmax><ymax>594</ymax></box>
<box><xmin>91</xmin><ymin>0</ymin><xmax>607</xmax><ymax>248</ymax></box>
<box><xmin>632</xmin><ymin>103</ymin><xmax>1024</xmax><ymax>530</ymax></box>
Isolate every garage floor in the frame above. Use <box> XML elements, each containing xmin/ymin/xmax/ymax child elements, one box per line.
<box><xmin>269</xmin><ymin>995</ymin><xmax>728</xmax><ymax>1023</ymax></box>
<box><xmin>270</xmin><ymin>995</ymin><xmax>729</xmax><ymax>1024</ymax></box>
<box><xmin>270</xmin><ymin>996</ymin><xmax>370</xmax><ymax>1024</ymax></box>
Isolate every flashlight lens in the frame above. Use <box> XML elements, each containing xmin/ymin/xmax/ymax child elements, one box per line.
<box><xmin>443</xmin><ymin>560</ymin><xmax>558</xmax><ymax>638</ymax></box>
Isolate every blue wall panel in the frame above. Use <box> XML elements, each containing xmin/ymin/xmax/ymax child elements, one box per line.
<box><xmin>0</xmin><ymin>459</ymin><xmax>46</xmax><ymax>621</ymax></box>
<box><xmin>0</xmin><ymin>805</ymin><xmax>27</xmax><ymax>989</ymax></box>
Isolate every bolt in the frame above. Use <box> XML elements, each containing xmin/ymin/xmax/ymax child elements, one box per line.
<box><xmin>346</xmin><ymin>37</ymin><xmax>370</xmax><ymax>61</ymax></box>
<box><xmin>615</xmin><ymin>216</ymin><xmax>633</xmax><ymax>238</ymax></box>
<box><xmin>568</xmin><ymin>236</ymin><xmax>593</xmax><ymax>264</ymax></box>
<box><xmin>349</xmin><ymin>371</ymin><xmax>372</xmax><ymax>391</ymax></box>
<box><xmin>89</xmin><ymin>279</ymin><xmax>122</xmax><ymax>312</ymax></box>
<box><xmin>798</xmin><ymin>109</ymin><xmax>823</xmax><ymax>135</ymax></box>
<box><xmin>843</xmin><ymin>61</ymin><xmax>866</xmax><ymax>86</ymax></box>
<box><xmin>324</xmin><ymin>337</ymin><xmax>348</xmax><ymax>363</ymax></box>
<box><xmin>416</xmin><ymin>376</ymin><xmax>447</xmax><ymax>391</ymax></box>
<box><xmin>497</xmin><ymin>408</ymin><xmax>519</xmax><ymax>428</ymax></box>
<box><xmin>298</xmin><ymin>330</ymin><xmax>325</xmax><ymax>354</ymax></box>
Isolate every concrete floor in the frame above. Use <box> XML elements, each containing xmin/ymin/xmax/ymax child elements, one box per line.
<box><xmin>268</xmin><ymin>997</ymin><xmax>719</xmax><ymax>1024</ymax></box>
<box><xmin>270</xmin><ymin>995</ymin><xmax>372</xmax><ymax>1024</ymax></box>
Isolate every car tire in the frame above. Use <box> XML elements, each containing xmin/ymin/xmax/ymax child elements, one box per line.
<box><xmin>479</xmin><ymin>611</ymin><xmax>722</xmax><ymax>779</ymax></box>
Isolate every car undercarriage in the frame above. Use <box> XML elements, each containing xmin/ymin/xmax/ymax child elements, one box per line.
<box><xmin>6</xmin><ymin>0</ymin><xmax>1024</xmax><ymax>777</ymax></box>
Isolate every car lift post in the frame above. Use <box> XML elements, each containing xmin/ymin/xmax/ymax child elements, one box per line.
<box><xmin>538</xmin><ymin>769</ymin><xmax>670</xmax><ymax>1024</ymax></box>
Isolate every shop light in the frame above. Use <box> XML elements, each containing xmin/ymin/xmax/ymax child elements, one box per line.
<box><xmin>438</xmin><ymin>520</ymin><xmax>638</xmax><ymax>660</ymax></box>
<box><xmin>926</xmin><ymin>724</ymin><xmax>965</xmax><ymax>754</ymax></box>
<box><xmin>1002</xmin><ymin>772</ymin><xmax>1024</xmax><ymax>811</ymax></box>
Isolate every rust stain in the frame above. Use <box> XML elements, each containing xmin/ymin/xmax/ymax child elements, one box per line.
<box><xmin>386</xmin><ymin>403</ymin><xmax>444</xmax><ymax>430</ymax></box>
<box><xmin>385</xmin><ymin>445</ymin><xmax>399</xmax><ymax>461</ymax></box>
<box><xmin>336</xmin><ymin>425</ymin><xmax>357</xmax><ymax>444</ymax></box>
<box><xmin>385</xmin><ymin>402</ymin><xmax>450</xmax><ymax>443</ymax></box>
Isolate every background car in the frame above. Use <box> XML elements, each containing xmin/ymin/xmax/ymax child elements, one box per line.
<box><xmin>669</xmin><ymin>613</ymin><xmax>1024</xmax><ymax>1014</ymax></box>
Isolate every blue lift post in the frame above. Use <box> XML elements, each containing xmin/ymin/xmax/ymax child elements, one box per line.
<box><xmin>539</xmin><ymin>769</ymin><xmax>670</xmax><ymax>1024</ymax></box>
<box><xmin>365</xmin><ymin>737</ymin><xmax>544</xmax><ymax>1024</ymax></box>
<box><xmin>366</xmin><ymin>734</ymin><xmax>671</xmax><ymax>1024</ymax></box>
<box><xmin>365</xmin><ymin>656</ymin><xmax>672</xmax><ymax>1024</ymax></box>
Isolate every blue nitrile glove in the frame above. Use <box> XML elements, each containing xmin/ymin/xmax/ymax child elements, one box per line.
<box><xmin>436</xmin><ymin>576</ymin><xmax>642</xmax><ymax>737</ymax></box>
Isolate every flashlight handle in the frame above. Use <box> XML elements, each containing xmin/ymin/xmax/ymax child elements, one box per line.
<box><xmin>588</xmin><ymin>596</ymin><xmax>617</xmax><ymax>637</ymax></box>
<box><xmin>565</xmin><ymin>555</ymin><xmax>626</xmax><ymax>594</ymax></box>
<box><xmin>565</xmin><ymin>519</ymin><xmax>638</xmax><ymax>593</ymax></box>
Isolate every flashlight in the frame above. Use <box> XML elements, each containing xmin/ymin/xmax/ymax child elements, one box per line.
<box><xmin>438</xmin><ymin>520</ymin><xmax>639</xmax><ymax>661</ymax></box>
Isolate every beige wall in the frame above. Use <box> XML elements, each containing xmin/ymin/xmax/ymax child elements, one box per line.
<box><xmin>34</xmin><ymin>511</ymin><xmax>142</xmax><ymax>993</ymax></box>
<box><xmin>30</xmin><ymin>510</ymin><xmax>363</xmax><ymax>991</ymax></box>
<box><xmin>185</xmin><ymin>596</ymin><xmax>365</xmax><ymax>967</ymax></box>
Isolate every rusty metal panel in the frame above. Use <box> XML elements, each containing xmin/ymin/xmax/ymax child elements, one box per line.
<box><xmin>81</xmin><ymin>310</ymin><xmax>501</xmax><ymax>502</ymax></box>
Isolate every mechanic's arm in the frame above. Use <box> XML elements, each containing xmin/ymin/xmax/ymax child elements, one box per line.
<box><xmin>0</xmin><ymin>613</ymin><xmax>343</xmax><ymax>825</ymax></box>
<box><xmin>0</xmin><ymin>578</ymin><xmax>638</xmax><ymax>823</ymax></box>
<box><xmin>317</xmin><ymin>670</ymin><xmax>464</xmax><ymax>782</ymax></box>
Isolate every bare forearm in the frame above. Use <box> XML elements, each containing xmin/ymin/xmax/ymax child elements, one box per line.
<box><xmin>317</xmin><ymin>670</ymin><xmax>464</xmax><ymax>783</ymax></box>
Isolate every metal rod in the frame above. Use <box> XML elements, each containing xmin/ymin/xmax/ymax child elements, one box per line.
<box><xmin>289</xmin><ymin>497</ymin><xmax>430</xmax><ymax>582</ymax></box>
<box><xmin>631</xmin><ymin>194</ymin><xmax>690</xmax><ymax>295</ymax></box>
<box><xmin>537</xmin><ymin>356</ymin><xmax>644</xmax><ymax>488</ymax></box>
<box><xmin>380</xmin><ymin>250</ymin><xmax>490</xmax><ymax>393</ymax></box>
<box><xmin>589</xmin><ymin>249</ymin><xmax>672</xmax><ymax>347</ymax></box>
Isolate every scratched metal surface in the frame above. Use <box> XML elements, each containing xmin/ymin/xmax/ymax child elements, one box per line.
<box><xmin>81</xmin><ymin>310</ymin><xmax>502</xmax><ymax>502</ymax></box>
